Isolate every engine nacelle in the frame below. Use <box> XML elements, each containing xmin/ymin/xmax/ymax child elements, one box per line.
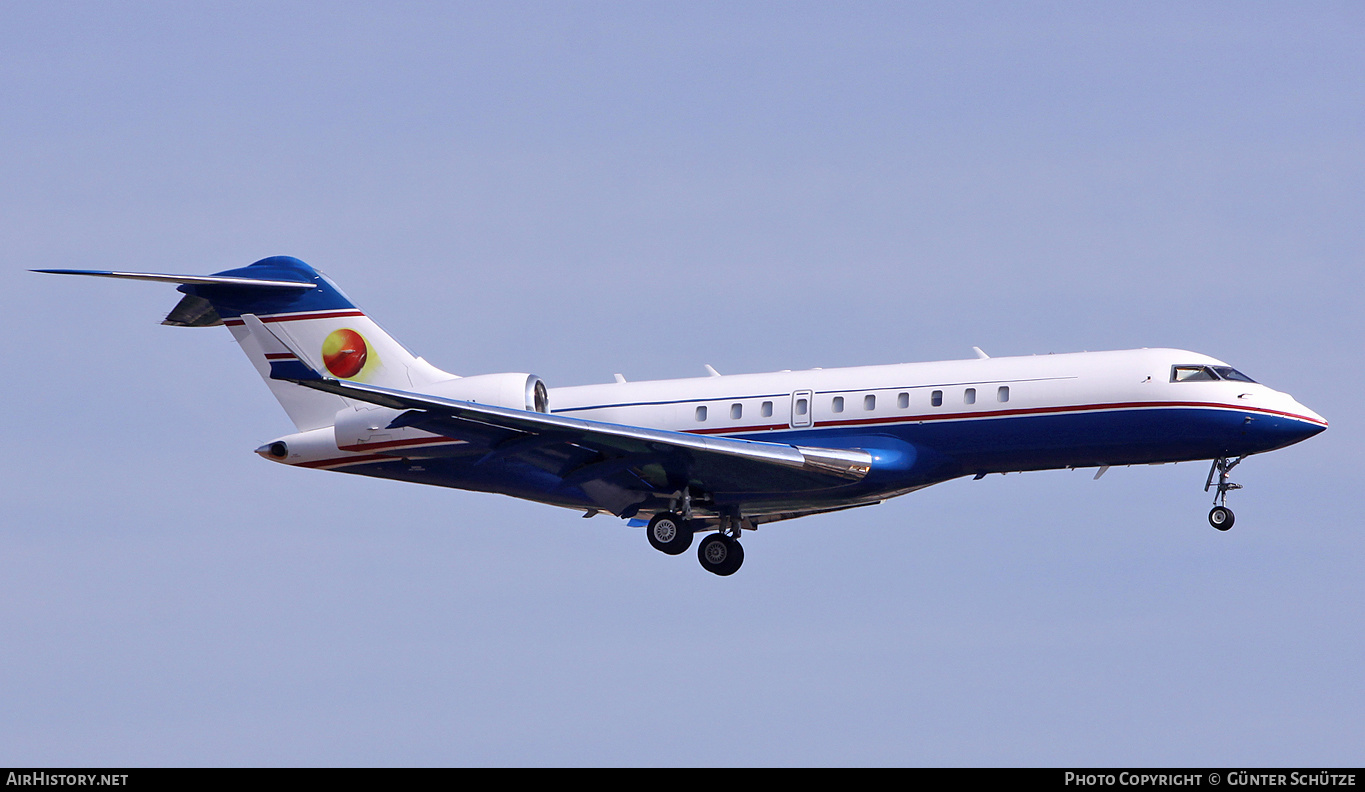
<box><xmin>422</xmin><ymin>373</ymin><xmax>549</xmax><ymax>413</ymax></box>
<box><xmin>334</xmin><ymin>404</ymin><xmax>413</xmax><ymax>451</ymax></box>
<box><xmin>332</xmin><ymin>373</ymin><xmax>549</xmax><ymax>452</ymax></box>
<box><xmin>254</xmin><ymin>426</ymin><xmax>345</xmax><ymax>464</ymax></box>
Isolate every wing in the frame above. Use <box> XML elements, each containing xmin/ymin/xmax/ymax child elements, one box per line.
<box><xmin>255</xmin><ymin>315</ymin><xmax>873</xmax><ymax>519</ymax></box>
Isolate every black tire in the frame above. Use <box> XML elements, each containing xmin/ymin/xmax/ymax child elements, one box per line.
<box><xmin>697</xmin><ymin>533</ymin><xmax>744</xmax><ymax>576</ymax></box>
<box><xmin>646</xmin><ymin>512</ymin><xmax>693</xmax><ymax>555</ymax></box>
<box><xmin>1209</xmin><ymin>506</ymin><xmax>1235</xmax><ymax>531</ymax></box>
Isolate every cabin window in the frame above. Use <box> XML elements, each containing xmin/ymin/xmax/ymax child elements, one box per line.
<box><xmin>931</xmin><ymin>390</ymin><xmax>943</xmax><ymax>407</ymax></box>
<box><xmin>730</xmin><ymin>403</ymin><xmax>742</xmax><ymax>420</ymax></box>
<box><xmin>864</xmin><ymin>394</ymin><xmax>876</xmax><ymax>411</ymax></box>
<box><xmin>832</xmin><ymin>396</ymin><xmax>844</xmax><ymax>413</ymax></box>
<box><xmin>695</xmin><ymin>405</ymin><xmax>707</xmax><ymax>422</ymax></box>
<box><xmin>761</xmin><ymin>401</ymin><xmax>773</xmax><ymax>418</ymax></box>
<box><xmin>898</xmin><ymin>392</ymin><xmax>909</xmax><ymax>409</ymax></box>
<box><xmin>795</xmin><ymin>398</ymin><xmax>808</xmax><ymax>416</ymax></box>
<box><xmin>964</xmin><ymin>388</ymin><xmax>976</xmax><ymax>405</ymax></box>
<box><xmin>997</xmin><ymin>386</ymin><xmax>1010</xmax><ymax>403</ymax></box>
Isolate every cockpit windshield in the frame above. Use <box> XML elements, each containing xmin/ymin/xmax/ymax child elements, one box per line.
<box><xmin>1211</xmin><ymin>366</ymin><xmax>1256</xmax><ymax>383</ymax></box>
<box><xmin>1171</xmin><ymin>365</ymin><xmax>1257</xmax><ymax>383</ymax></box>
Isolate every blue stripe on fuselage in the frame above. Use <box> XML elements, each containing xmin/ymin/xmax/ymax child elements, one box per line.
<box><xmin>313</xmin><ymin>404</ymin><xmax>1324</xmax><ymax>514</ymax></box>
<box><xmin>727</xmin><ymin>405</ymin><xmax>1323</xmax><ymax>479</ymax></box>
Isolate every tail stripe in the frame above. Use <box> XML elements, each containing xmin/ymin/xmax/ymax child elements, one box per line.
<box><xmin>223</xmin><ymin>309</ymin><xmax>367</xmax><ymax>326</ymax></box>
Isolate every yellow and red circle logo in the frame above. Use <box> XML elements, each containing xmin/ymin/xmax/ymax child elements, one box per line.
<box><xmin>322</xmin><ymin>328</ymin><xmax>368</xmax><ymax>378</ymax></box>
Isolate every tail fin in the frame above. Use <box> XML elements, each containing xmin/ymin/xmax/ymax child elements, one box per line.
<box><xmin>38</xmin><ymin>256</ymin><xmax>455</xmax><ymax>431</ymax></box>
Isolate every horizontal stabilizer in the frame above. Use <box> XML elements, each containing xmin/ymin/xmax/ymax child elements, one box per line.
<box><xmin>32</xmin><ymin>269</ymin><xmax>317</xmax><ymax>290</ymax></box>
<box><xmin>37</xmin><ymin>255</ymin><xmax>420</xmax><ymax>433</ymax></box>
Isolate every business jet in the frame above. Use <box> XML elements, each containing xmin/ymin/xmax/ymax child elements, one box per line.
<box><xmin>38</xmin><ymin>257</ymin><xmax>1327</xmax><ymax>576</ymax></box>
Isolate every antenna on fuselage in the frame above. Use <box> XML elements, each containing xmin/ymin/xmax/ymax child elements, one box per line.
<box><xmin>973</xmin><ymin>347</ymin><xmax>990</xmax><ymax>359</ymax></box>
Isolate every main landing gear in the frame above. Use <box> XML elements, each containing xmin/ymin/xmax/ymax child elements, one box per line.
<box><xmin>1204</xmin><ymin>456</ymin><xmax>1246</xmax><ymax>531</ymax></box>
<box><xmin>645</xmin><ymin>510</ymin><xmax>746</xmax><ymax>576</ymax></box>
<box><xmin>646</xmin><ymin>512</ymin><xmax>694</xmax><ymax>555</ymax></box>
<box><xmin>697</xmin><ymin>532</ymin><xmax>744</xmax><ymax>577</ymax></box>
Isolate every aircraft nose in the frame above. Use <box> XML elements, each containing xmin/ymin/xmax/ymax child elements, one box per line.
<box><xmin>1288</xmin><ymin>415</ymin><xmax>1327</xmax><ymax>443</ymax></box>
<box><xmin>1253</xmin><ymin>398</ymin><xmax>1327</xmax><ymax>450</ymax></box>
<box><xmin>1294</xmin><ymin>402</ymin><xmax>1328</xmax><ymax>429</ymax></box>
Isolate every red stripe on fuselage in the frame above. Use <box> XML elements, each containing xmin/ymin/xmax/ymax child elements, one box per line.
<box><xmin>686</xmin><ymin>400</ymin><xmax>1326</xmax><ymax>436</ymax></box>
<box><xmin>289</xmin><ymin>437</ymin><xmax>466</xmax><ymax>469</ymax></box>
<box><xmin>294</xmin><ymin>453</ymin><xmax>392</xmax><ymax>469</ymax></box>
<box><xmin>290</xmin><ymin>400</ymin><xmax>1325</xmax><ymax>471</ymax></box>
<box><xmin>224</xmin><ymin>310</ymin><xmax>366</xmax><ymax>326</ymax></box>
<box><xmin>335</xmin><ymin>437</ymin><xmax>467</xmax><ymax>453</ymax></box>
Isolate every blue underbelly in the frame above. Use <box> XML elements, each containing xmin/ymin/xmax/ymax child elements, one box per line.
<box><xmin>733</xmin><ymin>405</ymin><xmax>1309</xmax><ymax>479</ymax></box>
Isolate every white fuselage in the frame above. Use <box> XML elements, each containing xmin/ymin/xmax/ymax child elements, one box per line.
<box><xmin>548</xmin><ymin>348</ymin><xmax>1322</xmax><ymax>442</ymax></box>
<box><xmin>262</xmin><ymin>346</ymin><xmax>1325</xmax><ymax>521</ymax></box>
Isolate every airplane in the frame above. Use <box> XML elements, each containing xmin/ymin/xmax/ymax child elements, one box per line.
<box><xmin>37</xmin><ymin>256</ymin><xmax>1328</xmax><ymax>576</ymax></box>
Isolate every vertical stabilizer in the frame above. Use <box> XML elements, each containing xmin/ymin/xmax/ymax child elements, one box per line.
<box><xmin>36</xmin><ymin>257</ymin><xmax>458</xmax><ymax>432</ymax></box>
<box><xmin>179</xmin><ymin>257</ymin><xmax>455</xmax><ymax>431</ymax></box>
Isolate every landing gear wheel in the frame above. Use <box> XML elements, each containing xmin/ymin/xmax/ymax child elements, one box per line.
<box><xmin>697</xmin><ymin>533</ymin><xmax>744</xmax><ymax>576</ymax></box>
<box><xmin>1209</xmin><ymin>506</ymin><xmax>1235</xmax><ymax>531</ymax></box>
<box><xmin>646</xmin><ymin>512</ymin><xmax>693</xmax><ymax>555</ymax></box>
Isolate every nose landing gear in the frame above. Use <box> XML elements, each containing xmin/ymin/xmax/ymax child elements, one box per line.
<box><xmin>1204</xmin><ymin>456</ymin><xmax>1245</xmax><ymax>531</ymax></box>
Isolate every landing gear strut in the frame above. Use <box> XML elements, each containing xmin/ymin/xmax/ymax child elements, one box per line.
<box><xmin>1204</xmin><ymin>456</ymin><xmax>1245</xmax><ymax>531</ymax></box>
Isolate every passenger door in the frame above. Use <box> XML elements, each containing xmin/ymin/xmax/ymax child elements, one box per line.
<box><xmin>790</xmin><ymin>390</ymin><xmax>813</xmax><ymax>428</ymax></box>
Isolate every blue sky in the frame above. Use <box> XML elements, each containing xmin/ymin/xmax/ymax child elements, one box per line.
<box><xmin>3</xmin><ymin>2</ymin><xmax>1361</xmax><ymax>765</ymax></box>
